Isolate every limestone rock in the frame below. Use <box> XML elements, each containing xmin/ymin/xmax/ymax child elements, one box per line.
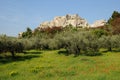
<box><xmin>18</xmin><ymin>32</ymin><xmax>23</xmax><ymax>38</ymax></box>
<box><xmin>90</xmin><ymin>20</ymin><xmax>106</xmax><ymax>28</ymax></box>
<box><xmin>38</xmin><ymin>14</ymin><xmax>89</xmax><ymax>29</ymax></box>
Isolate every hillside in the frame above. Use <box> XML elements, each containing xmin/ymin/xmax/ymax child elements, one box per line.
<box><xmin>19</xmin><ymin>14</ymin><xmax>107</xmax><ymax>37</ymax></box>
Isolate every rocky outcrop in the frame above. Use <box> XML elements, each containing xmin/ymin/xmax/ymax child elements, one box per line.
<box><xmin>90</xmin><ymin>20</ymin><xmax>106</xmax><ymax>28</ymax></box>
<box><xmin>18</xmin><ymin>32</ymin><xmax>23</xmax><ymax>38</ymax></box>
<box><xmin>18</xmin><ymin>15</ymin><xmax>107</xmax><ymax>37</ymax></box>
<box><xmin>38</xmin><ymin>14</ymin><xmax>89</xmax><ymax>29</ymax></box>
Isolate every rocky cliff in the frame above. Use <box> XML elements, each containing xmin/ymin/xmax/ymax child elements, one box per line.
<box><xmin>37</xmin><ymin>14</ymin><xmax>89</xmax><ymax>29</ymax></box>
<box><xmin>90</xmin><ymin>20</ymin><xmax>106</xmax><ymax>28</ymax></box>
<box><xmin>19</xmin><ymin>14</ymin><xmax>107</xmax><ymax>37</ymax></box>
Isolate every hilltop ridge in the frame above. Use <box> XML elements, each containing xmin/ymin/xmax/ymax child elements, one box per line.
<box><xmin>37</xmin><ymin>14</ymin><xmax>106</xmax><ymax>30</ymax></box>
<box><xmin>37</xmin><ymin>14</ymin><xmax>89</xmax><ymax>30</ymax></box>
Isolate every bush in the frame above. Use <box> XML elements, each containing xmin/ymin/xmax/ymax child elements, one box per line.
<box><xmin>39</xmin><ymin>38</ymin><xmax>49</xmax><ymax>50</ymax></box>
<box><xmin>32</xmin><ymin>38</ymin><xmax>41</xmax><ymax>50</ymax></box>
<box><xmin>22</xmin><ymin>27</ymin><xmax>32</xmax><ymax>38</ymax></box>
<box><xmin>20</xmin><ymin>38</ymin><xmax>34</xmax><ymax>50</ymax></box>
<box><xmin>48</xmin><ymin>39</ymin><xmax>60</xmax><ymax>50</ymax></box>
<box><xmin>92</xmin><ymin>29</ymin><xmax>108</xmax><ymax>37</ymax></box>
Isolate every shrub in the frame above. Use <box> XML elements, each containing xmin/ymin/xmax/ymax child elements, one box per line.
<box><xmin>22</xmin><ymin>27</ymin><xmax>32</xmax><ymax>38</ymax></box>
<box><xmin>21</xmin><ymin>39</ymin><xmax>34</xmax><ymax>50</ymax></box>
<box><xmin>48</xmin><ymin>39</ymin><xmax>60</xmax><ymax>50</ymax></box>
<box><xmin>92</xmin><ymin>29</ymin><xmax>108</xmax><ymax>37</ymax></box>
<box><xmin>39</xmin><ymin>38</ymin><xmax>49</xmax><ymax>50</ymax></box>
<box><xmin>30</xmin><ymin>37</ymin><xmax>41</xmax><ymax>50</ymax></box>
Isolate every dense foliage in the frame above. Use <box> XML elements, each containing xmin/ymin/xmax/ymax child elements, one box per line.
<box><xmin>0</xmin><ymin>11</ymin><xmax>120</xmax><ymax>58</ymax></box>
<box><xmin>107</xmin><ymin>11</ymin><xmax>120</xmax><ymax>34</ymax></box>
<box><xmin>0</xmin><ymin>35</ymin><xmax>24</xmax><ymax>58</ymax></box>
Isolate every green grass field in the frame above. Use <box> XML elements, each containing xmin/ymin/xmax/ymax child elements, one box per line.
<box><xmin>0</xmin><ymin>49</ymin><xmax>120</xmax><ymax>80</ymax></box>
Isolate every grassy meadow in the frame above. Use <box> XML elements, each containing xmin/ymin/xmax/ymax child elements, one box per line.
<box><xmin>0</xmin><ymin>49</ymin><xmax>120</xmax><ymax>80</ymax></box>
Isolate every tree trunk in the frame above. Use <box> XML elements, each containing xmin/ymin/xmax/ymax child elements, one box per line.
<box><xmin>108</xmin><ymin>47</ymin><xmax>112</xmax><ymax>51</ymax></box>
<box><xmin>11</xmin><ymin>51</ymin><xmax>15</xmax><ymax>59</ymax></box>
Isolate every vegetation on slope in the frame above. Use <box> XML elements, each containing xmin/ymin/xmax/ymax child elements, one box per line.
<box><xmin>0</xmin><ymin>11</ymin><xmax>120</xmax><ymax>58</ymax></box>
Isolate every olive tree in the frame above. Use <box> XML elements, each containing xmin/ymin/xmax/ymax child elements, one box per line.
<box><xmin>0</xmin><ymin>35</ymin><xmax>24</xmax><ymax>58</ymax></box>
<box><xmin>99</xmin><ymin>35</ymin><xmax>120</xmax><ymax>51</ymax></box>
